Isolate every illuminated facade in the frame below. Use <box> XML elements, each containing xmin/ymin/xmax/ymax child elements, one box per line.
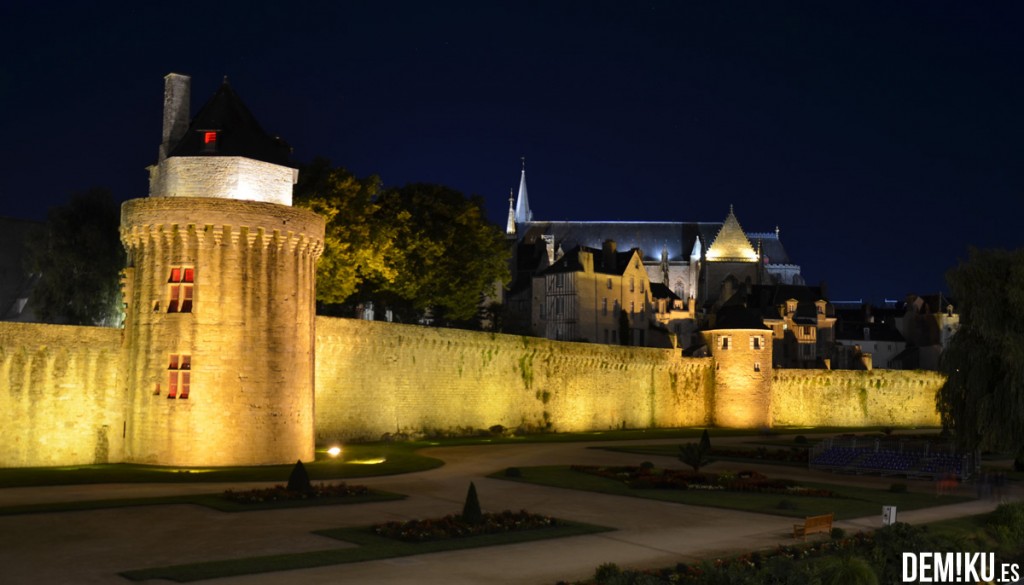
<box><xmin>507</xmin><ymin>175</ymin><xmax>804</xmax><ymax>348</ymax></box>
<box><xmin>0</xmin><ymin>76</ymin><xmax>946</xmax><ymax>469</ymax></box>
<box><xmin>119</xmin><ymin>74</ymin><xmax>324</xmax><ymax>466</ymax></box>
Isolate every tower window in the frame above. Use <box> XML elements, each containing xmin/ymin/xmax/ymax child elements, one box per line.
<box><xmin>203</xmin><ymin>131</ymin><xmax>218</xmax><ymax>153</ymax></box>
<box><xmin>168</xmin><ymin>266</ymin><xmax>194</xmax><ymax>313</ymax></box>
<box><xmin>167</xmin><ymin>354</ymin><xmax>191</xmax><ymax>399</ymax></box>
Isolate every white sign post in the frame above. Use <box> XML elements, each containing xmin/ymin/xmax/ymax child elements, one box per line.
<box><xmin>882</xmin><ymin>505</ymin><xmax>898</xmax><ymax>526</ymax></box>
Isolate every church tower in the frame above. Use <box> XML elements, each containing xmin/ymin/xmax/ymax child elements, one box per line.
<box><xmin>119</xmin><ymin>74</ymin><xmax>325</xmax><ymax>466</ymax></box>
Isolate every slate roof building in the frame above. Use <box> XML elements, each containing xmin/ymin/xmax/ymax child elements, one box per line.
<box><xmin>505</xmin><ymin>166</ymin><xmax>804</xmax><ymax>349</ymax></box>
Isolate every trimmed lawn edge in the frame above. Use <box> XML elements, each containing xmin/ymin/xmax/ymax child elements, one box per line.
<box><xmin>119</xmin><ymin>520</ymin><xmax>612</xmax><ymax>582</ymax></box>
<box><xmin>490</xmin><ymin>465</ymin><xmax>974</xmax><ymax>520</ymax></box>
<box><xmin>0</xmin><ymin>489</ymin><xmax>405</xmax><ymax>516</ymax></box>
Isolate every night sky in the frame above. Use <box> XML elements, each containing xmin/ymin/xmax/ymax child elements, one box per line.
<box><xmin>3</xmin><ymin>2</ymin><xmax>1022</xmax><ymax>305</ymax></box>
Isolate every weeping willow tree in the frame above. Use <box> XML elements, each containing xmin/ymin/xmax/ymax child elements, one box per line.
<box><xmin>938</xmin><ymin>247</ymin><xmax>1024</xmax><ymax>455</ymax></box>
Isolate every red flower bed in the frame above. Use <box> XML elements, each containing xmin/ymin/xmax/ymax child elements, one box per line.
<box><xmin>373</xmin><ymin>510</ymin><xmax>559</xmax><ymax>542</ymax></box>
<box><xmin>569</xmin><ymin>465</ymin><xmax>836</xmax><ymax>497</ymax></box>
<box><xmin>223</xmin><ymin>482</ymin><xmax>370</xmax><ymax>504</ymax></box>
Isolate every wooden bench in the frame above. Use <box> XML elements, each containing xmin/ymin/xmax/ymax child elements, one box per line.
<box><xmin>793</xmin><ymin>513</ymin><xmax>833</xmax><ymax>540</ymax></box>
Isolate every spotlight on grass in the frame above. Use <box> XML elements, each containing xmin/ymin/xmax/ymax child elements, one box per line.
<box><xmin>327</xmin><ymin>446</ymin><xmax>342</xmax><ymax>458</ymax></box>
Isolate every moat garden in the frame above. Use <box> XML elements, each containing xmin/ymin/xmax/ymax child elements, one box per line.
<box><xmin>0</xmin><ymin>427</ymin><xmax>1020</xmax><ymax>584</ymax></box>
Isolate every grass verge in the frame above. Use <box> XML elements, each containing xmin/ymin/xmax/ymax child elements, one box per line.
<box><xmin>0</xmin><ymin>443</ymin><xmax>442</xmax><ymax>488</ymax></box>
<box><xmin>119</xmin><ymin>520</ymin><xmax>612</xmax><ymax>582</ymax></box>
<box><xmin>491</xmin><ymin>466</ymin><xmax>973</xmax><ymax>520</ymax></box>
<box><xmin>0</xmin><ymin>489</ymin><xmax>404</xmax><ymax>516</ymax></box>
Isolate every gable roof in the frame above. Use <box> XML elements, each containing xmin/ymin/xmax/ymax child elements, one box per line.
<box><xmin>168</xmin><ymin>80</ymin><xmax>292</xmax><ymax>166</ymax></box>
<box><xmin>541</xmin><ymin>245</ymin><xmax>641</xmax><ymax>276</ymax></box>
<box><xmin>705</xmin><ymin>206</ymin><xmax>757</xmax><ymax>262</ymax></box>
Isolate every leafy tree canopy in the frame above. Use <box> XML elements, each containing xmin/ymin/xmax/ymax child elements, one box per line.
<box><xmin>938</xmin><ymin>247</ymin><xmax>1024</xmax><ymax>454</ymax></box>
<box><xmin>373</xmin><ymin>183</ymin><xmax>510</xmax><ymax>323</ymax></box>
<box><xmin>293</xmin><ymin>159</ymin><xmax>404</xmax><ymax>305</ymax></box>
<box><xmin>295</xmin><ymin>161</ymin><xmax>510</xmax><ymax>325</ymax></box>
<box><xmin>28</xmin><ymin>188</ymin><xmax>125</xmax><ymax>326</ymax></box>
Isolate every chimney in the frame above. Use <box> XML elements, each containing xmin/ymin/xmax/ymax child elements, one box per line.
<box><xmin>602</xmin><ymin>239</ymin><xmax>617</xmax><ymax>271</ymax></box>
<box><xmin>159</xmin><ymin>73</ymin><xmax>191</xmax><ymax>162</ymax></box>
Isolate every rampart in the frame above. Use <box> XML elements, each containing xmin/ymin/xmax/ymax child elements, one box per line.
<box><xmin>1</xmin><ymin>317</ymin><xmax>946</xmax><ymax>467</ymax></box>
<box><xmin>315</xmin><ymin>317</ymin><xmax>714</xmax><ymax>441</ymax></box>
<box><xmin>0</xmin><ymin>322</ymin><xmax>123</xmax><ymax>467</ymax></box>
<box><xmin>770</xmin><ymin>369</ymin><xmax>943</xmax><ymax>427</ymax></box>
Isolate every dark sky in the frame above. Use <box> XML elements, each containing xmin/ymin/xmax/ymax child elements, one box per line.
<box><xmin>3</xmin><ymin>1</ymin><xmax>1022</xmax><ymax>304</ymax></box>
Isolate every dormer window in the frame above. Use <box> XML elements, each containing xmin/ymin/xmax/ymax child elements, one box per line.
<box><xmin>203</xmin><ymin>131</ymin><xmax>218</xmax><ymax>153</ymax></box>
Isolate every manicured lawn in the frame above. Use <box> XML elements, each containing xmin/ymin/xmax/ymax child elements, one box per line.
<box><xmin>492</xmin><ymin>465</ymin><xmax>973</xmax><ymax>520</ymax></box>
<box><xmin>119</xmin><ymin>520</ymin><xmax>612</xmax><ymax>582</ymax></box>
<box><xmin>0</xmin><ymin>443</ymin><xmax>443</xmax><ymax>488</ymax></box>
<box><xmin>597</xmin><ymin>443</ymin><xmax>810</xmax><ymax>467</ymax></box>
<box><xmin>0</xmin><ymin>488</ymin><xmax>405</xmax><ymax>516</ymax></box>
<box><xmin>0</xmin><ymin>426</ymin><xmax>941</xmax><ymax>489</ymax></box>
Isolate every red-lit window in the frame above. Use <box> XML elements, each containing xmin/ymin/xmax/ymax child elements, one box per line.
<box><xmin>167</xmin><ymin>267</ymin><xmax>194</xmax><ymax>313</ymax></box>
<box><xmin>168</xmin><ymin>354</ymin><xmax>191</xmax><ymax>399</ymax></box>
<box><xmin>203</xmin><ymin>131</ymin><xmax>217</xmax><ymax>153</ymax></box>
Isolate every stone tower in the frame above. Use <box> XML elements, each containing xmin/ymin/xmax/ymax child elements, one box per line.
<box><xmin>119</xmin><ymin>74</ymin><xmax>325</xmax><ymax>466</ymax></box>
<box><xmin>703</xmin><ymin>305</ymin><xmax>773</xmax><ymax>428</ymax></box>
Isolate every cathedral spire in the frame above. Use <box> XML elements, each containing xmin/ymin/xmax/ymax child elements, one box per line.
<box><xmin>506</xmin><ymin>188</ymin><xmax>516</xmax><ymax>235</ymax></box>
<box><xmin>514</xmin><ymin>157</ymin><xmax>532</xmax><ymax>223</ymax></box>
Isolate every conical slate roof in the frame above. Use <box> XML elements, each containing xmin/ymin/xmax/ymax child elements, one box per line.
<box><xmin>705</xmin><ymin>205</ymin><xmax>757</xmax><ymax>262</ymax></box>
<box><xmin>168</xmin><ymin>80</ymin><xmax>292</xmax><ymax>166</ymax></box>
<box><xmin>514</xmin><ymin>161</ymin><xmax>532</xmax><ymax>223</ymax></box>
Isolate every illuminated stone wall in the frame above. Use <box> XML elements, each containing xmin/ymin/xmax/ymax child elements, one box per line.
<box><xmin>149</xmin><ymin>157</ymin><xmax>297</xmax><ymax>206</ymax></box>
<box><xmin>2</xmin><ymin>316</ymin><xmax>945</xmax><ymax>468</ymax></box>
<box><xmin>702</xmin><ymin>329</ymin><xmax>773</xmax><ymax>428</ymax></box>
<box><xmin>315</xmin><ymin>317</ymin><xmax>714</xmax><ymax>441</ymax></box>
<box><xmin>770</xmin><ymin>369</ymin><xmax>944</xmax><ymax>427</ymax></box>
<box><xmin>0</xmin><ymin>322</ymin><xmax>123</xmax><ymax>467</ymax></box>
<box><xmin>120</xmin><ymin>197</ymin><xmax>323</xmax><ymax>466</ymax></box>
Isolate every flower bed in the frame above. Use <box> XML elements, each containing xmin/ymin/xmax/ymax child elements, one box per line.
<box><xmin>373</xmin><ymin>510</ymin><xmax>559</xmax><ymax>542</ymax></box>
<box><xmin>223</xmin><ymin>482</ymin><xmax>370</xmax><ymax>504</ymax></box>
<box><xmin>710</xmin><ymin>446</ymin><xmax>809</xmax><ymax>464</ymax></box>
<box><xmin>569</xmin><ymin>465</ymin><xmax>836</xmax><ymax>497</ymax></box>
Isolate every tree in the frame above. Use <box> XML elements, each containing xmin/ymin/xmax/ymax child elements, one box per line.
<box><xmin>678</xmin><ymin>442</ymin><xmax>711</xmax><ymax>473</ymax></box>
<box><xmin>699</xmin><ymin>428</ymin><xmax>712</xmax><ymax>452</ymax></box>
<box><xmin>372</xmin><ymin>183</ymin><xmax>510</xmax><ymax>323</ymax></box>
<box><xmin>27</xmin><ymin>188</ymin><xmax>125</xmax><ymax>326</ymax></box>
<box><xmin>938</xmin><ymin>248</ymin><xmax>1024</xmax><ymax>455</ymax></box>
<box><xmin>461</xmin><ymin>481</ymin><xmax>483</xmax><ymax>524</ymax></box>
<box><xmin>293</xmin><ymin>159</ymin><xmax>403</xmax><ymax>306</ymax></box>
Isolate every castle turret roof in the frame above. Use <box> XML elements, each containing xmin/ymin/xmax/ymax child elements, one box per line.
<box><xmin>168</xmin><ymin>79</ymin><xmax>292</xmax><ymax>166</ymax></box>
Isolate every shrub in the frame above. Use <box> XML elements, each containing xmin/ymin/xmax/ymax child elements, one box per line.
<box><xmin>700</xmin><ymin>429</ymin><xmax>712</xmax><ymax>452</ymax></box>
<box><xmin>830</xmin><ymin>527</ymin><xmax>846</xmax><ymax>540</ymax></box>
<box><xmin>777</xmin><ymin>499</ymin><xmax>798</xmax><ymax>510</ymax></box>
<box><xmin>794</xmin><ymin>435</ymin><xmax>808</xmax><ymax>444</ymax></box>
<box><xmin>594</xmin><ymin>563</ymin><xmax>622</xmax><ymax>584</ymax></box>
<box><xmin>461</xmin><ymin>481</ymin><xmax>483</xmax><ymax>524</ymax></box>
<box><xmin>889</xmin><ymin>483</ymin><xmax>908</xmax><ymax>493</ymax></box>
<box><xmin>287</xmin><ymin>460</ymin><xmax>313</xmax><ymax>493</ymax></box>
<box><xmin>504</xmin><ymin>467</ymin><xmax>522</xmax><ymax>478</ymax></box>
<box><xmin>640</xmin><ymin>461</ymin><xmax>655</xmax><ymax>470</ymax></box>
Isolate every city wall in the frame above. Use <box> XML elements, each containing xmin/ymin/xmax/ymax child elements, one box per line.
<box><xmin>315</xmin><ymin>317</ymin><xmax>714</xmax><ymax>441</ymax></box>
<box><xmin>770</xmin><ymin>369</ymin><xmax>943</xmax><ymax>427</ymax></box>
<box><xmin>0</xmin><ymin>322</ymin><xmax>123</xmax><ymax>467</ymax></box>
<box><xmin>1</xmin><ymin>317</ymin><xmax>946</xmax><ymax>468</ymax></box>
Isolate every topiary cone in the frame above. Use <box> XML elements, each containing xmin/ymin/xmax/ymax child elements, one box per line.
<box><xmin>287</xmin><ymin>459</ymin><xmax>313</xmax><ymax>493</ymax></box>
<box><xmin>461</xmin><ymin>481</ymin><xmax>483</xmax><ymax>524</ymax></box>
